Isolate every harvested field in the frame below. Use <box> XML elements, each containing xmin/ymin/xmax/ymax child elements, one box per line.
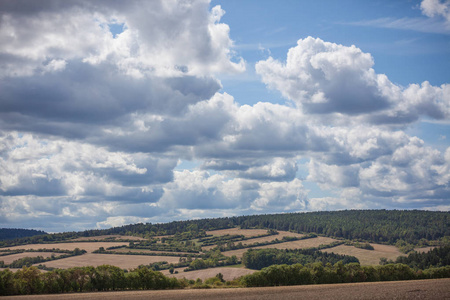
<box><xmin>222</xmin><ymin>236</ymin><xmax>338</xmax><ymax>258</ymax></box>
<box><xmin>71</xmin><ymin>235</ymin><xmax>145</xmax><ymax>241</ymax></box>
<box><xmin>0</xmin><ymin>252</ymin><xmax>58</xmax><ymax>265</ymax></box>
<box><xmin>161</xmin><ymin>266</ymin><xmax>256</xmax><ymax>281</ymax></box>
<box><xmin>4</xmin><ymin>278</ymin><xmax>449</xmax><ymax>300</ymax></box>
<box><xmin>322</xmin><ymin>243</ymin><xmax>405</xmax><ymax>265</ymax></box>
<box><xmin>34</xmin><ymin>253</ymin><xmax>181</xmax><ymax>270</ymax></box>
<box><xmin>1</xmin><ymin>242</ymin><xmax>128</xmax><ymax>253</ymax></box>
<box><xmin>206</xmin><ymin>228</ymin><xmax>271</xmax><ymax>237</ymax></box>
<box><xmin>202</xmin><ymin>229</ymin><xmax>307</xmax><ymax>251</ymax></box>
<box><xmin>236</xmin><ymin>231</ymin><xmax>305</xmax><ymax>246</ymax></box>
<box><xmin>112</xmin><ymin>248</ymin><xmax>194</xmax><ymax>255</ymax></box>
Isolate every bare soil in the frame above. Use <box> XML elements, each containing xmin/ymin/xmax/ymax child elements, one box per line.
<box><xmin>34</xmin><ymin>253</ymin><xmax>181</xmax><ymax>270</ymax></box>
<box><xmin>221</xmin><ymin>236</ymin><xmax>338</xmax><ymax>258</ymax></box>
<box><xmin>322</xmin><ymin>243</ymin><xmax>405</xmax><ymax>265</ymax></box>
<box><xmin>3</xmin><ymin>278</ymin><xmax>449</xmax><ymax>300</ymax></box>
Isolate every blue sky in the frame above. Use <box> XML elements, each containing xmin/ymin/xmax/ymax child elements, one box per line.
<box><xmin>0</xmin><ymin>0</ymin><xmax>449</xmax><ymax>232</ymax></box>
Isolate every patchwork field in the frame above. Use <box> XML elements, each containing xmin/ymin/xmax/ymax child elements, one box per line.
<box><xmin>202</xmin><ymin>229</ymin><xmax>310</xmax><ymax>251</ymax></box>
<box><xmin>34</xmin><ymin>253</ymin><xmax>181</xmax><ymax>270</ymax></box>
<box><xmin>322</xmin><ymin>243</ymin><xmax>405</xmax><ymax>265</ymax></box>
<box><xmin>1</xmin><ymin>242</ymin><xmax>128</xmax><ymax>253</ymax></box>
<box><xmin>222</xmin><ymin>236</ymin><xmax>338</xmax><ymax>258</ymax></box>
<box><xmin>1</xmin><ymin>227</ymin><xmax>436</xmax><ymax>276</ymax></box>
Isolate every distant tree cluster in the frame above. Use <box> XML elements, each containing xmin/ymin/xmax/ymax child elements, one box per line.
<box><xmin>395</xmin><ymin>246</ymin><xmax>450</xmax><ymax>269</ymax></box>
<box><xmin>240</xmin><ymin>262</ymin><xmax>450</xmax><ymax>287</ymax></box>
<box><xmin>242</xmin><ymin>248</ymin><xmax>359</xmax><ymax>270</ymax></box>
<box><xmin>0</xmin><ymin>265</ymin><xmax>183</xmax><ymax>296</ymax></box>
<box><xmin>0</xmin><ymin>228</ymin><xmax>47</xmax><ymax>241</ymax></box>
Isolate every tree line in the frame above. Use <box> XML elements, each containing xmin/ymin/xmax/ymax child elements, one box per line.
<box><xmin>2</xmin><ymin>261</ymin><xmax>450</xmax><ymax>296</ymax></box>
<box><xmin>0</xmin><ymin>265</ymin><xmax>181</xmax><ymax>296</ymax></box>
<box><xmin>240</xmin><ymin>262</ymin><xmax>450</xmax><ymax>287</ymax></box>
<box><xmin>394</xmin><ymin>245</ymin><xmax>450</xmax><ymax>269</ymax></box>
<box><xmin>0</xmin><ymin>228</ymin><xmax>47</xmax><ymax>241</ymax></box>
<box><xmin>242</xmin><ymin>248</ymin><xmax>359</xmax><ymax>270</ymax></box>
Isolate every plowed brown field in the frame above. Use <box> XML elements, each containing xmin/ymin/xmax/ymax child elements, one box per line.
<box><xmin>3</xmin><ymin>278</ymin><xmax>449</xmax><ymax>300</ymax></box>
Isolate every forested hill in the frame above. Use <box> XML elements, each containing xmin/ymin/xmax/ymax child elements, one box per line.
<box><xmin>1</xmin><ymin>210</ymin><xmax>448</xmax><ymax>247</ymax></box>
<box><xmin>75</xmin><ymin>210</ymin><xmax>449</xmax><ymax>244</ymax></box>
<box><xmin>101</xmin><ymin>210</ymin><xmax>448</xmax><ymax>244</ymax></box>
<box><xmin>0</xmin><ymin>228</ymin><xmax>47</xmax><ymax>241</ymax></box>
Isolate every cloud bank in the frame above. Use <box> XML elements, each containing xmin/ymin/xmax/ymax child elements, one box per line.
<box><xmin>0</xmin><ymin>0</ymin><xmax>449</xmax><ymax>231</ymax></box>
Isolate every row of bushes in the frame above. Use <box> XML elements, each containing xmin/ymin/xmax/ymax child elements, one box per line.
<box><xmin>242</xmin><ymin>248</ymin><xmax>358</xmax><ymax>270</ymax></box>
<box><xmin>240</xmin><ymin>262</ymin><xmax>450</xmax><ymax>287</ymax></box>
<box><xmin>0</xmin><ymin>265</ymin><xmax>182</xmax><ymax>295</ymax></box>
<box><xmin>184</xmin><ymin>255</ymin><xmax>240</xmax><ymax>272</ymax></box>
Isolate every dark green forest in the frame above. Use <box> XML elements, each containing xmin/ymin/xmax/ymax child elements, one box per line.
<box><xmin>0</xmin><ymin>228</ymin><xmax>47</xmax><ymax>241</ymax></box>
<box><xmin>242</xmin><ymin>248</ymin><xmax>360</xmax><ymax>270</ymax></box>
<box><xmin>394</xmin><ymin>245</ymin><xmax>450</xmax><ymax>269</ymax></box>
<box><xmin>2</xmin><ymin>210</ymin><xmax>448</xmax><ymax>247</ymax></box>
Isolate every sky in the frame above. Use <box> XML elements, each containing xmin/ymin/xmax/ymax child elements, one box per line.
<box><xmin>0</xmin><ymin>0</ymin><xmax>449</xmax><ymax>232</ymax></box>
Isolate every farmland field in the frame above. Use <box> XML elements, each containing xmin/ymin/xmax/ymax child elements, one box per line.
<box><xmin>322</xmin><ymin>243</ymin><xmax>405</xmax><ymax>265</ymax></box>
<box><xmin>111</xmin><ymin>248</ymin><xmax>193</xmax><ymax>255</ymax></box>
<box><xmin>33</xmin><ymin>253</ymin><xmax>181</xmax><ymax>269</ymax></box>
<box><xmin>161</xmin><ymin>266</ymin><xmax>256</xmax><ymax>281</ymax></box>
<box><xmin>0</xmin><ymin>252</ymin><xmax>58</xmax><ymax>265</ymax></box>
<box><xmin>202</xmin><ymin>229</ymin><xmax>306</xmax><ymax>251</ymax></box>
<box><xmin>3</xmin><ymin>278</ymin><xmax>449</xmax><ymax>300</ymax></box>
<box><xmin>1</xmin><ymin>242</ymin><xmax>128</xmax><ymax>253</ymax></box>
<box><xmin>206</xmin><ymin>228</ymin><xmax>270</xmax><ymax>237</ymax></box>
<box><xmin>70</xmin><ymin>235</ymin><xmax>146</xmax><ymax>241</ymax></box>
<box><xmin>222</xmin><ymin>236</ymin><xmax>338</xmax><ymax>258</ymax></box>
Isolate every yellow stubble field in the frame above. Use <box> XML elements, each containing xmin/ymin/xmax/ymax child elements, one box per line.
<box><xmin>322</xmin><ymin>243</ymin><xmax>405</xmax><ymax>265</ymax></box>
